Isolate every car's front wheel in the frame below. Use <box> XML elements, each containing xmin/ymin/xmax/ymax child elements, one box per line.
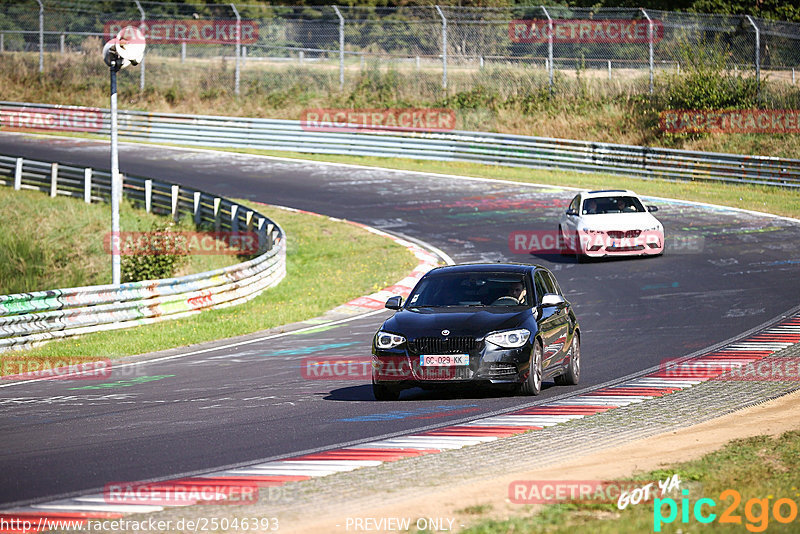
<box><xmin>372</xmin><ymin>381</ymin><xmax>400</xmax><ymax>401</ymax></box>
<box><xmin>555</xmin><ymin>333</ymin><xmax>580</xmax><ymax>386</ymax></box>
<box><xmin>519</xmin><ymin>341</ymin><xmax>543</xmax><ymax>396</ymax></box>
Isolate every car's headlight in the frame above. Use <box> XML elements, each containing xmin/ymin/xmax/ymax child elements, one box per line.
<box><xmin>375</xmin><ymin>331</ymin><xmax>406</xmax><ymax>349</ymax></box>
<box><xmin>486</xmin><ymin>329</ymin><xmax>531</xmax><ymax>349</ymax></box>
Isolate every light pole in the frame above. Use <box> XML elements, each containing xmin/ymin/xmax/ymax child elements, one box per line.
<box><xmin>103</xmin><ymin>26</ymin><xmax>145</xmax><ymax>285</ymax></box>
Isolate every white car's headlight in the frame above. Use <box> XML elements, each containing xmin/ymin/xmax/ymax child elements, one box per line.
<box><xmin>376</xmin><ymin>331</ymin><xmax>406</xmax><ymax>349</ymax></box>
<box><xmin>486</xmin><ymin>329</ymin><xmax>531</xmax><ymax>349</ymax></box>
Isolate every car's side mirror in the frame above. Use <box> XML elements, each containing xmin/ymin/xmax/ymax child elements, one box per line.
<box><xmin>385</xmin><ymin>296</ymin><xmax>403</xmax><ymax>310</ymax></box>
<box><xmin>566</xmin><ymin>208</ymin><xmax>577</xmax><ymax>216</ymax></box>
<box><xmin>647</xmin><ymin>205</ymin><xmax>659</xmax><ymax>212</ymax></box>
<box><xmin>540</xmin><ymin>293</ymin><xmax>565</xmax><ymax>308</ymax></box>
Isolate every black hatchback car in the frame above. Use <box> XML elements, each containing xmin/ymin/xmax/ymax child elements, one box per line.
<box><xmin>372</xmin><ymin>263</ymin><xmax>580</xmax><ymax>400</ymax></box>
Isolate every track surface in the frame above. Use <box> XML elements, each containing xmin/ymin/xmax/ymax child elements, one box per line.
<box><xmin>1</xmin><ymin>134</ymin><xmax>799</xmax><ymax>506</ymax></box>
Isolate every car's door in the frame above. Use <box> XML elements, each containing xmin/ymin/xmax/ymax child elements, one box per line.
<box><xmin>534</xmin><ymin>270</ymin><xmax>566</xmax><ymax>371</ymax></box>
<box><xmin>562</xmin><ymin>194</ymin><xmax>582</xmax><ymax>248</ymax></box>
<box><xmin>542</xmin><ymin>271</ymin><xmax>571</xmax><ymax>367</ymax></box>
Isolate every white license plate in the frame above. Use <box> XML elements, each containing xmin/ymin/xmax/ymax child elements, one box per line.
<box><xmin>420</xmin><ymin>354</ymin><xmax>469</xmax><ymax>367</ymax></box>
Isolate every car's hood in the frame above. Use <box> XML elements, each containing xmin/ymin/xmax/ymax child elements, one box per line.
<box><xmin>382</xmin><ymin>307</ymin><xmax>533</xmax><ymax>339</ymax></box>
<box><xmin>581</xmin><ymin>212</ymin><xmax>661</xmax><ymax>231</ymax></box>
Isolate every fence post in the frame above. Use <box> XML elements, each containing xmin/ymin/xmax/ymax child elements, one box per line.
<box><xmin>50</xmin><ymin>163</ymin><xmax>58</xmax><ymax>197</ymax></box>
<box><xmin>36</xmin><ymin>0</ymin><xmax>43</xmax><ymax>73</ymax></box>
<box><xmin>144</xmin><ymin>179</ymin><xmax>152</xmax><ymax>212</ymax></box>
<box><xmin>213</xmin><ymin>197</ymin><xmax>221</xmax><ymax>231</ymax></box>
<box><xmin>135</xmin><ymin>0</ymin><xmax>146</xmax><ymax>91</ymax></box>
<box><xmin>641</xmin><ymin>8</ymin><xmax>654</xmax><ymax>94</ymax></box>
<box><xmin>193</xmin><ymin>191</ymin><xmax>202</xmax><ymax>225</ymax></box>
<box><xmin>608</xmin><ymin>59</ymin><xmax>612</xmax><ymax>80</ymax></box>
<box><xmin>84</xmin><ymin>168</ymin><xmax>92</xmax><ymax>203</ymax></box>
<box><xmin>541</xmin><ymin>6</ymin><xmax>553</xmax><ymax>96</ymax></box>
<box><xmin>14</xmin><ymin>158</ymin><xmax>22</xmax><ymax>190</ymax></box>
<box><xmin>171</xmin><ymin>184</ymin><xmax>180</xmax><ymax>222</ymax></box>
<box><xmin>230</xmin><ymin>3</ymin><xmax>241</xmax><ymax>96</ymax></box>
<box><xmin>793</xmin><ymin>68</ymin><xmax>796</xmax><ymax>85</ymax></box>
<box><xmin>333</xmin><ymin>5</ymin><xmax>345</xmax><ymax>89</ymax></box>
<box><xmin>230</xmin><ymin>204</ymin><xmax>239</xmax><ymax>232</ymax></box>
<box><xmin>435</xmin><ymin>5</ymin><xmax>447</xmax><ymax>90</ymax></box>
<box><xmin>745</xmin><ymin>15</ymin><xmax>760</xmax><ymax>95</ymax></box>
<box><xmin>60</xmin><ymin>34</ymin><xmax>64</xmax><ymax>54</ymax></box>
<box><xmin>1</xmin><ymin>33</ymin><xmax>4</xmax><ymax>53</ymax></box>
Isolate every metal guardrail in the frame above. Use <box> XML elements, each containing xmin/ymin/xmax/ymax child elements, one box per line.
<box><xmin>0</xmin><ymin>153</ymin><xmax>286</xmax><ymax>352</ymax></box>
<box><xmin>1</xmin><ymin>101</ymin><xmax>798</xmax><ymax>188</ymax></box>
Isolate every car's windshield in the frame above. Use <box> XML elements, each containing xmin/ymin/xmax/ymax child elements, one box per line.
<box><xmin>582</xmin><ymin>195</ymin><xmax>645</xmax><ymax>215</ymax></box>
<box><xmin>406</xmin><ymin>272</ymin><xmax>529</xmax><ymax>308</ymax></box>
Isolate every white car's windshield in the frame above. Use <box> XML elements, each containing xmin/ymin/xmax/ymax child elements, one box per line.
<box><xmin>407</xmin><ymin>273</ymin><xmax>529</xmax><ymax>308</ymax></box>
<box><xmin>582</xmin><ymin>196</ymin><xmax>645</xmax><ymax>215</ymax></box>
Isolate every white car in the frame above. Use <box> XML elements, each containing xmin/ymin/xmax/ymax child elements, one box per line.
<box><xmin>558</xmin><ymin>189</ymin><xmax>664</xmax><ymax>260</ymax></box>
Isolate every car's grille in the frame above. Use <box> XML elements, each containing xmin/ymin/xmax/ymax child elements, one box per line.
<box><xmin>415</xmin><ymin>365</ymin><xmax>474</xmax><ymax>381</ymax></box>
<box><xmin>607</xmin><ymin>244</ymin><xmax>645</xmax><ymax>252</ymax></box>
<box><xmin>408</xmin><ymin>336</ymin><xmax>479</xmax><ymax>355</ymax></box>
<box><xmin>607</xmin><ymin>230</ymin><xmax>642</xmax><ymax>239</ymax></box>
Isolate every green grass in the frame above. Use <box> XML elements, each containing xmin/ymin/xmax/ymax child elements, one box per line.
<box><xmin>461</xmin><ymin>430</ymin><xmax>800</xmax><ymax>533</ymax></box>
<box><xmin>10</xmin><ymin>202</ymin><xmax>418</xmax><ymax>361</ymax></box>
<box><xmin>0</xmin><ymin>186</ymin><xmax>235</xmax><ymax>295</ymax></box>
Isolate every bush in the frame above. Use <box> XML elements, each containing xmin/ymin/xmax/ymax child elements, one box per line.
<box><xmin>120</xmin><ymin>222</ymin><xmax>187</xmax><ymax>283</ymax></box>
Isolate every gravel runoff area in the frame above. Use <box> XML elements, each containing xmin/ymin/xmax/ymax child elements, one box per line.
<box><xmin>106</xmin><ymin>332</ymin><xmax>800</xmax><ymax>534</ymax></box>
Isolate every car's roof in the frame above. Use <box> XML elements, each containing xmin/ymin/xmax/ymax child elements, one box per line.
<box><xmin>424</xmin><ymin>263</ymin><xmax>543</xmax><ymax>276</ymax></box>
<box><xmin>582</xmin><ymin>189</ymin><xmax>638</xmax><ymax>198</ymax></box>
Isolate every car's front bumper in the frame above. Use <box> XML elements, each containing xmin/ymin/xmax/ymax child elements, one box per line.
<box><xmin>372</xmin><ymin>343</ymin><xmax>533</xmax><ymax>387</ymax></box>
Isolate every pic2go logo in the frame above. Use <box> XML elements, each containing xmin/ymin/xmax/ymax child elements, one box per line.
<box><xmin>654</xmin><ymin>489</ymin><xmax>799</xmax><ymax>532</ymax></box>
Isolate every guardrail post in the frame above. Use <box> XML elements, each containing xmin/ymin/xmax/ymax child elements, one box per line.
<box><xmin>171</xmin><ymin>184</ymin><xmax>180</xmax><ymax>222</ymax></box>
<box><xmin>84</xmin><ymin>168</ymin><xmax>92</xmax><ymax>203</ymax></box>
<box><xmin>435</xmin><ymin>5</ymin><xmax>447</xmax><ymax>90</ymax></box>
<box><xmin>230</xmin><ymin>204</ymin><xmax>239</xmax><ymax>232</ymax></box>
<box><xmin>541</xmin><ymin>6</ymin><xmax>554</xmax><ymax>96</ymax></box>
<box><xmin>230</xmin><ymin>3</ymin><xmax>241</xmax><ymax>96</ymax></box>
<box><xmin>213</xmin><ymin>197</ymin><xmax>221</xmax><ymax>231</ymax></box>
<box><xmin>36</xmin><ymin>0</ymin><xmax>43</xmax><ymax>73</ymax></box>
<box><xmin>50</xmin><ymin>163</ymin><xmax>58</xmax><ymax>197</ymax></box>
<box><xmin>193</xmin><ymin>191</ymin><xmax>202</xmax><ymax>225</ymax></box>
<box><xmin>641</xmin><ymin>9</ymin><xmax>654</xmax><ymax>94</ymax></box>
<box><xmin>135</xmin><ymin>0</ymin><xmax>146</xmax><ymax>91</ymax></box>
<box><xmin>144</xmin><ymin>179</ymin><xmax>152</xmax><ymax>212</ymax></box>
<box><xmin>745</xmin><ymin>15</ymin><xmax>760</xmax><ymax>95</ymax></box>
<box><xmin>333</xmin><ymin>5</ymin><xmax>345</xmax><ymax>89</ymax></box>
<box><xmin>14</xmin><ymin>158</ymin><xmax>22</xmax><ymax>190</ymax></box>
<box><xmin>255</xmin><ymin>217</ymin><xmax>265</xmax><ymax>252</ymax></box>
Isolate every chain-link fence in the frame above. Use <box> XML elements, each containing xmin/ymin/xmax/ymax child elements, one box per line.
<box><xmin>0</xmin><ymin>1</ymin><xmax>798</xmax><ymax>99</ymax></box>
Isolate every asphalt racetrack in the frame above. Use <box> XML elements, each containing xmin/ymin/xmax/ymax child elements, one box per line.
<box><xmin>1</xmin><ymin>134</ymin><xmax>799</xmax><ymax>506</ymax></box>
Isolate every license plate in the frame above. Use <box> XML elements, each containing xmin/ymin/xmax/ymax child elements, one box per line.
<box><xmin>420</xmin><ymin>354</ymin><xmax>469</xmax><ymax>367</ymax></box>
